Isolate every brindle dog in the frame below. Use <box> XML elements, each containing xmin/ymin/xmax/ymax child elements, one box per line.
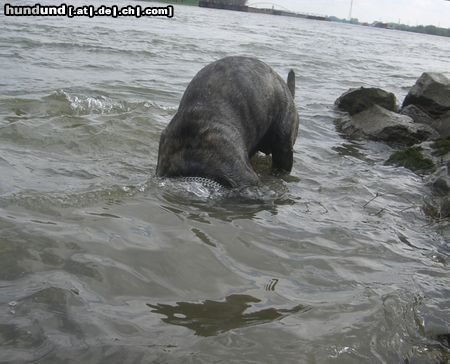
<box><xmin>156</xmin><ymin>56</ymin><xmax>299</xmax><ymax>188</ymax></box>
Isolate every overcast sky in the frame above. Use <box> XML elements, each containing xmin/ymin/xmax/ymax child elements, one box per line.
<box><xmin>253</xmin><ymin>0</ymin><xmax>450</xmax><ymax>27</ymax></box>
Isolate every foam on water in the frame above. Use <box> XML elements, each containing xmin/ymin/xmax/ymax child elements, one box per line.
<box><xmin>51</xmin><ymin>90</ymin><xmax>129</xmax><ymax>115</ymax></box>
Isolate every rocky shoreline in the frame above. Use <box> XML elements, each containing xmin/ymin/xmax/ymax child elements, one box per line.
<box><xmin>335</xmin><ymin>72</ymin><xmax>450</xmax><ymax>219</ymax></box>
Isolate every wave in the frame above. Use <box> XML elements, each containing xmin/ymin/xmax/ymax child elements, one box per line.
<box><xmin>0</xmin><ymin>173</ymin><xmax>298</xmax><ymax>215</ymax></box>
<box><xmin>0</xmin><ymin>89</ymin><xmax>176</xmax><ymax>121</ymax></box>
<box><xmin>0</xmin><ymin>34</ymin><xmax>161</xmax><ymax>61</ymax></box>
<box><xmin>46</xmin><ymin>90</ymin><xmax>129</xmax><ymax>116</ymax></box>
<box><xmin>0</xmin><ymin>183</ymin><xmax>148</xmax><ymax>211</ymax></box>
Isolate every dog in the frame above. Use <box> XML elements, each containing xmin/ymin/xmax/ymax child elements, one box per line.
<box><xmin>156</xmin><ymin>56</ymin><xmax>299</xmax><ymax>188</ymax></box>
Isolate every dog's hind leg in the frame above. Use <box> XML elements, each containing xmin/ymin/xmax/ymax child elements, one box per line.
<box><xmin>272</xmin><ymin>145</ymin><xmax>294</xmax><ymax>173</ymax></box>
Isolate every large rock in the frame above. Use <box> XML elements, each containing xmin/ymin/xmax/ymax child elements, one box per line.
<box><xmin>401</xmin><ymin>105</ymin><xmax>450</xmax><ymax>139</ymax></box>
<box><xmin>402</xmin><ymin>72</ymin><xmax>450</xmax><ymax>118</ymax></box>
<box><xmin>400</xmin><ymin>104</ymin><xmax>434</xmax><ymax>125</ymax></box>
<box><xmin>428</xmin><ymin>111</ymin><xmax>450</xmax><ymax>139</ymax></box>
<box><xmin>336</xmin><ymin>105</ymin><xmax>436</xmax><ymax>146</ymax></box>
<box><xmin>335</xmin><ymin>87</ymin><xmax>397</xmax><ymax>115</ymax></box>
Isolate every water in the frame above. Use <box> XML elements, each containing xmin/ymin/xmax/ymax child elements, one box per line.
<box><xmin>1</xmin><ymin>1</ymin><xmax>449</xmax><ymax>362</ymax></box>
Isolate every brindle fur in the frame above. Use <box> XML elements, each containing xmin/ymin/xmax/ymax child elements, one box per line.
<box><xmin>156</xmin><ymin>56</ymin><xmax>299</xmax><ymax>188</ymax></box>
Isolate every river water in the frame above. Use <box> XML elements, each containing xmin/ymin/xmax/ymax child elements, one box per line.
<box><xmin>1</xmin><ymin>1</ymin><xmax>449</xmax><ymax>363</ymax></box>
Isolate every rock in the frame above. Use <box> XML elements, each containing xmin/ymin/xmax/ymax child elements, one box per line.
<box><xmin>431</xmin><ymin>177</ymin><xmax>450</xmax><ymax>196</ymax></box>
<box><xmin>430</xmin><ymin>139</ymin><xmax>450</xmax><ymax>160</ymax></box>
<box><xmin>426</xmin><ymin>195</ymin><xmax>450</xmax><ymax>219</ymax></box>
<box><xmin>335</xmin><ymin>87</ymin><xmax>397</xmax><ymax>115</ymax></box>
<box><xmin>400</xmin><ymin>105</ymin><xmax>450</xmax><ymax>139</ymax></box>
<box><xmin>336</xmin><ymin>105</ymin><xmax>436</xmax><ymax>146</ymax></box>
<box><xmin>402</xmin><ymin>72</ymin><xmax>450</xmax><ymax>118</ymax></box>
<box><xmin>426</xmin><ymin>164</ymin><xmax>450</xmax><ymax>193</ymax></box>
<box><xmin>424</xmin><ymin>195</ymin><xmax>450</xmax><ymax>219</ymax></box>
<box><xmin>400</xmin><ymin>104</ymin><xmax>434</xmax><ymax>125</ymax></box>
<box><xmin>428</xmin><ymin>111</ymin><xmax>450</xmax><ymax>139</ymax></box>
<box><xmin>385</xmin><ymin>146</ymin><xmax>435</xmax><ymax>173</ymax></box>
<box><xmin>423</xmin><ymin>163</ymin><xmax>450</xmax><ymax>219</ymax></box>
<box><xmin>414</xmin><ymin>140</ymin><xmax>450</xmax><ymax>168</ymax></box>
<box><xmin>440</xmin><ymin>198</ymin><xmax>450</xmax><ymax>218</ymax></box>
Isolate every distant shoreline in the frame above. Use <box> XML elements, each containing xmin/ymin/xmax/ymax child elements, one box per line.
<box><xmin>152</xmin><ymin>0</ymin><xmax>450</xmax><ymax>38</ymax></box>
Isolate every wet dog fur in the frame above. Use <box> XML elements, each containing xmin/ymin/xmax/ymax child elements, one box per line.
<box><xmin>156</xmin><ymin>56</ymin><xmax>299</xmax><ymax>188</ymax></box>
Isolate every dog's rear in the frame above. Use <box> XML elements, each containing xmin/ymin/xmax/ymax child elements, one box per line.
<box><xmin>156</xmin><ymin>57</ymin><xmax>299</xmax><ymax>187</ymax></box>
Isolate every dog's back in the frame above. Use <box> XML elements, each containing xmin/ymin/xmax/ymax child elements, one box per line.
<box><xmin>156</xmin><ymin>56</ymin><xmax>299</xmax><ymax>187</ymax></box>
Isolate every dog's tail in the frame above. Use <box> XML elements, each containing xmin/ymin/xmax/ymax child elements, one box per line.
<box><xmin>287</xmin><ymin>70</ymin><xmax>295</xmax><ymax>98</ymax></box>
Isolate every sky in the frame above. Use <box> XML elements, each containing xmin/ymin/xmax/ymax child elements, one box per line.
<box><xmin>249</xmin><ymin>0</ymin><xmax>450</xmax><ymax>27</ymax></box>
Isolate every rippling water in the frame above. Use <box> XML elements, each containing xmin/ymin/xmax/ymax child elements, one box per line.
<box><xmin>1</xmin><ymin>1</ymin><xmax>449</xmax><ymax>362</ymax></box>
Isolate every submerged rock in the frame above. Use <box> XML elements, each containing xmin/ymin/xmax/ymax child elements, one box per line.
<box><xmin>335</xmin><ymin>87</ymin><xmax>397</xmax><ymax>115</ymax></box>
<box><xmin>385</xmin><ymin>146</ymin><xmax>435</xmax><ymax>173</ymax></box>
<box><xmin>417</xmin><ymin>141</ymin><xmax>450</xmax><ymax>214</ymax></box>
<box><xmin>333</xmin><ymin>73</ymin><xmax>450</xmax><ymax>219</ymax></box>
<box><xmin>398</xmin><ymin>140</ymin><xmax>450</xmax><ymax>219</ymax></box>
<box><xmin>336</xmin><ymin>105</ymin><xmax>436</xmax><ymax>146</ymax></box>
<box><xmin>424</xmin><ymin>163</ymin><xmax>450</xmax><ymax>219</ymax></box>
<box><xmin>430</xmin><ymin>139</ymin><xmax>450</xmax><ymax>159</ymax></box>
<box><xmin>388</xmin><ymin>139</ymin><xmax>450</xmax><ymax>175</ymax></box>
<box><xmin>402</xmin><ymin>72</ymin><xmax>450</xmax><ymax>118</ymax></box>
<box><xmin>426</xmin><ymin>161</ymin><xmax>450</xmax><ymax>195</ymax></box>
<box><xmin>431</xmin><ymin>177</ymin><xmax>450</xmax><ymax>196</ymax></box>
<box><xmin>418</xmin><ymin>139</ymin><xmax>450</xmax><ymax>173</ymax></box>
<box><xmin>439</xmin><ymin>198</ymin><xmax>450</xmax><ymax>218</ymax></box>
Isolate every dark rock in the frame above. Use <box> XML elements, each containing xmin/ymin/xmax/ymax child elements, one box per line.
<box><xmin>439</xmin><ymin>198</ymin><xmax>450</xmax><ymax>218</ymax></box>
<box><xmin>426</xmin><ymin>165</ymin><xmax>450</xmax><ymax>193</ymax></box>
<box><xmin>400</xmin><ymin>105</ymin><xmax>450</xmax><ymax>139</ymax></box>
<box><xmin>415</xmin><ymin>140</ymin><xmax>450</xmax><ymax>170</ymax></box>
<box><xmin>431</xmin><ymin>177</ymin><xmax>450</xmax><ymax>196</ymax></box>
<box><xmin>424</xmin><ymin>193</ymin><xmax>450</xmax><ymax>220</ymax></box>
<box><xmin>424</xmin><ymin>164</ymin><xmax>450</xmax><ymax>219</ymax></box>
<box><xmin>336</xmin><ymin>105</ymin><xmax>436</xmax><ymax>146</ymax></box>
<box><xmin>430</xmin><ymin>138</ymin><xmax>450</xmax><ymax>158</ymax></box>
<box><xmin>335</xmin><ymin>87</ymin><xmax>397</xmax><ymax>115</ymax></box>
<box><xmin>385</xmin><ymin>146</ymin><xmax>435</xmax><ymax>173</ymax></box>
<box><xmin>400</xmin><ymin>104</ymin><xmax>434</xmax><ymax>125</ymax></box>
<box><xmin>436</xmin><ymin>333</ymin><xmax>450</xmax><ymax>348</ymax></box>
<box><xmin>428</xmin><ymin>111</ymin><xmax>450</xmax><ymax>139</ymax></box>
<box><xmin>402</xmin><ymin>72</ymin><xmax>450</xmax><ymax>118</ymax></box>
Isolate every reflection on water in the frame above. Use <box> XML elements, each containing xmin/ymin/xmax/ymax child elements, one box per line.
<box><xmin>333</xmin><ymin>142</ymin><xmax>373</xmax><ymax>163</ymax></box>
<box><xmin>148</xmin><ymin>294</ymin><xmax>310</xmax><ymax>337</ymax></box>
